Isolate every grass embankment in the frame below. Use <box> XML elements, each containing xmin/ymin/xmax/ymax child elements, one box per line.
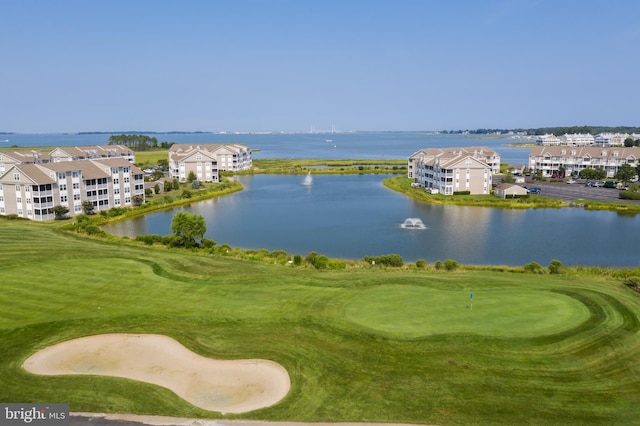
<box><xmin>2</xmin><ymin>220</ymin><xmax>640</xmax><ymax>425</ymax></box>
<box><xmin>383</xmin><ymin>176</ymin><xmax>564</xmax><ymax>209</ymax></box>
<box><xmin>237</xmin><ymin>158</ymin><xmax>407</xmax><ymax>175</ymax></box>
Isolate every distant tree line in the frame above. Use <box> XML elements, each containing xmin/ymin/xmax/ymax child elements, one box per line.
<box><xmin>442</xmin><ymin>126</ymin><xmax>640</xmax><ymax>136</ymax></box>
<box><xmin>108</xmin><ymin>134</ymin><xmax>174</xmax><ymax>150</ymax></box>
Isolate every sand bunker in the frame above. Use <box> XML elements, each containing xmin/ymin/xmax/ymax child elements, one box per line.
<box><xmin>23</xmin><ymin>333</ymin><xmax>290</xmax><ymax>414</ymax></box>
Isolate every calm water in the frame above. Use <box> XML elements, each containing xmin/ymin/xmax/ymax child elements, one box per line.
<box><xmin>2</xmin><ymin>132</ymin><xmax>529</xmax><ymax>164</ymax></box>
<box><xmin>104</xmin><ymin>174</ymin><xmax>640</xmax><ymax>267</ymax></box>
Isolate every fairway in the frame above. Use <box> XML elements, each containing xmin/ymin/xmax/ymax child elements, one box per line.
<box><xmin>343</xmin><ymin>285</ymin><xmax>591</xmax><ymax>338</ymax></box>
<box><xmin>2</xmin><ymin>220</ymin><xmax>640</xmax><ymax>425</ymax></box>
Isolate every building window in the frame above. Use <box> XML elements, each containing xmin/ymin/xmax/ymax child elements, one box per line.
<box><xmin>13</xmin><ymin>173</ymin><xmax>20</xmax><ymax>181</ymax></box>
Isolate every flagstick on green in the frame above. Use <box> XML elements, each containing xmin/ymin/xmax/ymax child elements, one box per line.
<box><xmin>470</xmin><ymin>292</ymin><xmax>473</xmax><ymax>310</ymax></box>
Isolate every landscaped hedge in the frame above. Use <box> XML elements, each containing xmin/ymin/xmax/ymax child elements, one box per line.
<box><xmin>619</xmin><ymin>191</ymin><xmax>640</xmax><ymax>200</ymax></box>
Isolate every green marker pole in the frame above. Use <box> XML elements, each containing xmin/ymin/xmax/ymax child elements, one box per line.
<box><xmin>470</xmin><ymin>292</ymin><xmax>473</xmax><ymax>310</ymax></box>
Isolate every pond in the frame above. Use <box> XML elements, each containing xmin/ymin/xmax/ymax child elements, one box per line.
<box><xmin>103</xmin><ymin>174</ymin><xmax>640</xmax><ymax>267</ymax></box>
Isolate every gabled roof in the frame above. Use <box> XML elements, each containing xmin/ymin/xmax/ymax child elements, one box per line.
<box><xmin>0</xmin><ymin>164</ymin><xmax>56</xmax><ymax>184</ymax></box>
<box><xmin>0</xmin><ymin>150</ymin><xmax>43</xmax><ymax>163</ymax></box>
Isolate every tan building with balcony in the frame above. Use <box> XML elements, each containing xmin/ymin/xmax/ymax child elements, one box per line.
<box><xmin>169</xmin><ymin>143</ymin><xmax>252</xmax><ymax>182</ymax></box>
<box><xmin>0</xmin><ymin>158</ymin><xmax>144</xmax><ymax>221</ymax></box>
<box><xmin>408</xmin><ymin>147</ymin><xmax>496</xmax><ymax>195</ymax></box>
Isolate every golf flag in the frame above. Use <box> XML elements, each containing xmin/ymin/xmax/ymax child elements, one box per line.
<box><xmin>470</xmin><ymin>293</ymin><xmax>473</xmax><ymax>299</ymax></box>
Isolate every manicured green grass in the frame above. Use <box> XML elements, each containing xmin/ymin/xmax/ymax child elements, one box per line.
<box><xmin>2</xmin><ymin>220</ymin><xmax>640</xmax><ymax>425</ymax></box>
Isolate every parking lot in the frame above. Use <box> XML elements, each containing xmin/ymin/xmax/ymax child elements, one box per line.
<box><xmin>499</xmin><ymin>178</ymin><xmax>640</xmax><ymax>204</ymax></box>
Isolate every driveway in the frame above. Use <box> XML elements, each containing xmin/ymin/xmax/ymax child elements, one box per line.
<box><xmin>497</xmin><ymin>178</ymin><xmax>640</xmax><ymax>204</ymax></box>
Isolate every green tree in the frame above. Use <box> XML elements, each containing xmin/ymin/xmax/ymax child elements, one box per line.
<box><xmin>154</xmin><ymin>183</ymin><xmax>161</xmax><ymax>194</ymax></box>
<box><xmin>615</xmin><ymin>163</ymin><xmax>637</xmax><ymax>184</ymax></box>
<box><xmin>170</xmin><ymin>212</ymin><xmax>206</xmax><ymax>247</ymax></box>
<box><xmin>579</xmin><ymin>168</ymin><xmax>606</xmax><ymax>181</ymax></box>
<box><xmin>624</xmin><ymin>138</ymin><xmax>635</xmax><ymax>147</ymax></box>
<box><xmin>187</xmin><ymin>171</ymin><xmax>197</xmax><ymax>182</ymax></box>
<box><xmin>164</xmin><ymin>180</ymin><xmax>172</xmax><ymax>192</ymax></box>
<box><xmin>172</xmin><ymin>179</ymin><xmax>180</xmax><ymax>190</ymax></box>
<box><xmin>82</xmin><ymin>201</ymin><xmax>95</xmax><ymax>215</ymax></box>
<box><xmin>52</xmin><ymin>205</ymin><xmax>69</xmax><ymax>220</ymax></box>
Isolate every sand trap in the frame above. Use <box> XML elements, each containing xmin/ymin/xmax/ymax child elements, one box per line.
<box><xmin>23</xmin><ymin>334</ymin><xmax>291</xmax><ymax>414</ymax></box>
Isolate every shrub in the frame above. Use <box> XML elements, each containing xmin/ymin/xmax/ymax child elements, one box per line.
<box><xmin>162</xmin><ymin>234</ymin><xmax>185</xmax><ymax>247</ymax></box>
<box><xmin>191</xmin><ymin>180</ymin><xmax>202</xmax><ymax>189</ymax></box>
<box><xmin>327</xmin><ymin>259</ymin><xmax>347</xmax><ymax>269</ymax></box>
<box><xmin>305</xmin><ymin>251</ymin><xmax>318</xmax><ymax>264</ymax></box>
<box><xmin>84</xmin><ymin>225</ymin><xmax>105</xmax><ymax>236</ymax></box>
<box><xmin>201</xmin><ymin>238</ymin><xmax>216</xmax><ymax>249</ymax></box>
<box><xmin>443</xmin><ymin>259</ymin><xmax>458</xmax><ymax>271</ymax></box>
<box><xmin>136</xmin><ymin>234</ymin><xmax>156</xmax><ymax>245</ymax></box>
<box><xmin>269</xmin><ymin>249</ymin><xmax>288</xmax><ymax>259</ymax></box>
<box><xmin>363</xmin><ymin>254</ymin><xmax>404</xmax><ymax>267</ymax></box>
<box><xmin>293</xmin><ymin>255</ymin><xmax>302</xmax><ymax>266</ymax></box>
<box><xmin>181</xmin><ymin>189</ymin><xmax>192</xmax><ymax>199</ymax></box>
<box><xmin>434</xmin><ymin>260</ymin><xmax>443</xmax><ymax>270</ymax></box>
<box><xmin>313</xmin><ymin>255</ymin><xmax>329</xmax><ymax>269</ymax></box>
<box><xmin>548</xmin><ymin>259</ymin><xmax>564</xmax><ymax>274</ymax></box>
<box><xmin>619</xmin><ymin>191</ymin><xmax>640</xmax><ymax>200</ymax></box>
<box><xmin>416</xmin><ymin>259</ymin><xmax>428</xmax><ymax>268</ymax></box>
<box><xmin>524</xmin><ymin>261</ymin><xmax>544</xmax><ymax>274</ymax></box>
<box><xmin>453</xmin><ymin>191</ymin><xmax>471</xmax><ymax>195</ymax></box>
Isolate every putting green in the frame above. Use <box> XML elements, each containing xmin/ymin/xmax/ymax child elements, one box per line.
<box><xmin>343</xmin><ymin>285</ymin><xmax>591</xmax><ymax>338</ymax></box>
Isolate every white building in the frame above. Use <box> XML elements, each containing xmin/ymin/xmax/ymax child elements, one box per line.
<box><xmin>536</xmin><ymin>134</ymin><xmax>562</xmax><ymax>146</ymax></box>
<box><xmin>528</xmin><ymin>146</ymin><xmax>640</xmax><ymax>178</ymax></box>
<box><xmin>169</xmin><ymin>144</ymin><xmax>252</xmax><ymax>182</ymax></box>
<box><xmin>408</xmin><ymin>147</ymin><xmax>497</xmax><ymax>195</ymax></box>
<box><xmin>558</xmin><ymin>133</ymin><xmax>595</xmax><ymax>146</ymax></box>
<box><xmin>0</xmin><ymin>158</ymin><xmax>145</xmax><ymax>221</ymax></box>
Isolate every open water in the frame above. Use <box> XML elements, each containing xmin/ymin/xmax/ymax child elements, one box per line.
<box><xmin>11</xmin><ymin>132</ymin><xmax>635</xmax><ymax>267</ymax></box>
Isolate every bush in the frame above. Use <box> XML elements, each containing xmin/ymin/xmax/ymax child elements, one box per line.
<box><xmin>548</xmin><ymin>259</ymin><xmax>564</xmax><ymax>274</ymax></box>
<box><xmin>201</xmin><ymin>238</ymin><xmax>216</xmax><ymax>249</ymax></box>
<box><xmin>313</xmin><ymin>255</ymin><xmax>329</xmax><ymax>269</ymax></box>
<box><xmin>434</xmin><ymin>260</ymin><xmax>443</xmax><ymax>270</ymax></box>
<box><xmin>162</xmin><ymin>234</ymin><xmax>185</xmax><ymax>247</ymax></box>
<box><xmin>293</xmin><ymin>255</ymin><xmax>302</xmax><ymax>266</ymax></box>
<box><xmin>453</xmin><ymin>191</ymin><xmax>471</xmax><ymax>195</ymax></box>
<box><xmin>191</xmin><ymin>180</ymin><xmax>202</xmax><ymax>189</ymax></box>
<box><xmin>524</xmin><ymin>261</ymin><xmax>544</xmax><ymax>274</ymax></box>
<box><xmin>181</xmin><ymin>189</ymin><xmax>192</xmax><ymax>199</ymax></box>
<box><xmin>305</xmin><ymin>251</ymin><xmax>318</xmax><ymax>264</ymax></box>
<box><xmin>443</xmin><ymin>259</ymin><xmax>458</xmax><ymax>271</ymax></box>
<box><xmin>269</xmin><ymin>249</ymin><xmax>289</xmax><ymax>259</ymax></box>
<box><xmin>619</xmin><ymin>191</ymin><xmax>640</xmax><ymax>200</ymax></box>
<box><xmin>84</xmin><ymin>225</ymin><xmax>105</xmax><ymax>236</ymax></box>
<box><xmin>327</xmin><ymin>259</ymin><xmax>347</xmax><ymax>269</ymax></box>
<box><xmin>363</xmin><ymin>254</ymin><xmax>404</xmax><ymax>267</ymax></box>
<box><xmin>135</xmin><ymin>234</ymin><xmax>156</xmax><ymax>245</ymax></box>
<box><xmin>416</xmin><ymin>259</ymin><xmax>428</xmax><ymax>268</ymax></box>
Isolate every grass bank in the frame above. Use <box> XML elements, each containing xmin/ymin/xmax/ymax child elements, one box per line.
<box><xmin>236</xmin><ymin>158</ymin><xmax>407</xmax><ymax>175</ymax></box>
<box><xmin>2</xmin><ymin>220</ymin><xmax>640</xmax><ymax>425</ymax></box>
<box><xmin>383</xmin><ymin>176</ymin><xmax>564</xmax><ymax>209</ymax></box>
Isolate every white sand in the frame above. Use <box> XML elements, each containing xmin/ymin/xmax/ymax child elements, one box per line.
<box><xmin>23</xmin><ymin>333</ymin><xmax>291</xmax><ymax>414</ymax></box>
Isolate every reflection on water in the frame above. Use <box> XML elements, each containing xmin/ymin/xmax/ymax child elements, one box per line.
<box><xmin>104</xmin><ymin>175</ymin><xmax>640</xmax><ymax>267</ymax></box>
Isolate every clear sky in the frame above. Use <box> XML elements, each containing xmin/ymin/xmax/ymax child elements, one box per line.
<box><xmin>2</xmin><ymin>0</ymin><xmax>640</xmax><ymax>133</ymax></box>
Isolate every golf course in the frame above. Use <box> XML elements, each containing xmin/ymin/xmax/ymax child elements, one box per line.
<box><xmin>2</xmin><ymin>219</ymin><xmax>640</xmax><ymax>425</ymax></box>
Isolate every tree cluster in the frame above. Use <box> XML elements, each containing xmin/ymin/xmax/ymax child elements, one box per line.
<box><xmin>108</xmin><ymin>134</ymin><xmax>174</xmax><ymax>151</ymax></box>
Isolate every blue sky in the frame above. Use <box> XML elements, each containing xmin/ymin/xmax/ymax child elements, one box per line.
<box><xmin>2</xmin><ymin>0</ymin><xmax>639</xmax><ymax>133</ymax></box>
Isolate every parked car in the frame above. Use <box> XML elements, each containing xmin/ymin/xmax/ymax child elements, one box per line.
<box><xmin>566</xmin><ymin>179</ymin><xmax>576</xmax><ymax>184</ymax></box>
<box><xmin>604</xmin><ymin>181</ymin><xmax>617</xmax><ymax>189</ymax></box>
<box><xmin>527</xmin><ymin>187</ymin><xmax>541</xmax><ymax>194</ymax></box>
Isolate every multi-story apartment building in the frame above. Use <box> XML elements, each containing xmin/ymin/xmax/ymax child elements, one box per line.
<box><xmin>49</xmin><ymin>145</ymin><xmax>135</xmax><ymax>163</ymax></box>
<box><xmin>558</xmin><ymin>133</ymin><xmax>595</xmax><ymax>146</ymax></box>
<box><xmin>0</xmin><ymin>150</ymin><xmax>45</xmax><ymax>173</ymax></box>
<box><xmin>408</xmin><ymin>147</ymin><xmax>497</xmax><ymax>195</ymax></box>
<box><xmin>528</xmin><ymin>146</ymin><xmax>640</xmax><ymax>178</ymax></box>
<box><xmin>536</xmin><ymin>134</ymin><xmax>562</xmax><ymax>146</ymax></box>
<box><xmin>0</xmin><ymin>158</ymin><xmax>145</xmax><ymax>221</ymax></box>
<box><xmin>168</xmin><ymin>144</ymin><xmax>252</xmax><ymax>182</ymax></box>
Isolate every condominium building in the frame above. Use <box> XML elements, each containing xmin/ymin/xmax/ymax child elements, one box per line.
<box><xmin>559</xmin><ymin>133</ymin><xmax>595</xmax><ymax>146</ymax></box>
<box><xmin>0</xmin><ymin>150</ymin><xmax>45</xmax><ymax>173</ymax></box>
<box><xmin>0</xmin><ymin>158</ymin><xmax>145</xmax><ymax>221</ymax></box>
<box><xmin>168</xmin><ymin>143</ymin><xmax>252</xmax><ymax>182</ymax></box>
<box><xmin>528</xmin><ymin>146</ymin><xmax>640</xmax><ymax>178</ymax></box>
<box><xmin>407</xmin><ymin>147</ymin><xmax>497</xmax><ymax>195</ymax></box>
<box><xmin>536</xmin><ymin>134</ymin><xmax>562</xmax><ymax>146</ymax></box>
<box><xmin>49</xmin><ymin>145</ymin><xmax>135</xmax><ymax>163</ymax></box>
